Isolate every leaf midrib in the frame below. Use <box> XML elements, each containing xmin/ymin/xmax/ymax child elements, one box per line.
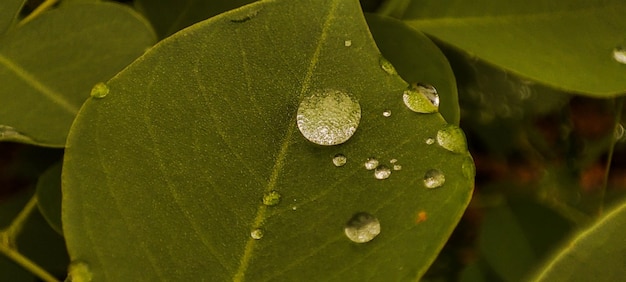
<box><xmin>231</xmin><ymin>1</ymin><xmax>340</xmax><ymax>281</ymax></box>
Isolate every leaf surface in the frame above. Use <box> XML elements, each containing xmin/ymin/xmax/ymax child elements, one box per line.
<box><xmin>63</xmin><ymin>0</ymin><xmax>473</xmax><ymax>280</ymax></box>
<box><xmin>404</xmin><ymin>0</ymin><xmax>626</xmax><ymax>96</ymax></box>
<box><xmin>0</xmin><ymin>0</ymin><xmax>24</xmax><ymax>34</ymax></box>
<box><xmin>0</xmin><ymin>3</ymin><xmax>155</xmax><ymax>147</ymax></box>
<box><xmin>532</xmin><ymin>200</ymin><xmax>626</xmax><ymax>281</ymax></box>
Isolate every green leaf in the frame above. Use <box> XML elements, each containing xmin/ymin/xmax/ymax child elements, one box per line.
<box><xmin>532</xmin><ymin>199</ymin><xmax>626</xmax><ymax>281</ymax></box>
<box><xmin>366</xmin><ymin>14</ymin><xmax>459</xmax><ymax>124</ymax></box>
<box><xmin>0</xmin><ymin>0</ymin><xmax>24</xmax><ymax>34</ymax></box>
<box><xmin>0</xmin><ymin>3</ymin><xmax>156</xmax><ymax>147</ymax></box>
<box><xmin>36</xmin><ymin>161</ymin><xmax>63</xmax><ymax>235</ymax></box>
<box><xmin>63</xmin><ymin>0</ymin><xmax>474</xmax><ymax>280</ymax></box>
<box><xmin>404</xmin><ymin>1</ymin><xmax>626</xmax><ymax>96</ymax></box>
<box><xmin>135</xmin><ymin>0</ymin><xmax>256</xmax><ymax>39</ymax></box>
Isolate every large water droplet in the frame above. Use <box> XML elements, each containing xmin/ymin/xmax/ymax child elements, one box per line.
<box><xmin>462</xmin><ymin>157</ymin><xmax>475</xmax><ymax>179</ymax></box>
<box><xmin>364</xmin><ymin>158</ymin><xmax>379</xmax><ymax>170</ymax></box>
<box><xmin>374</xmin><ymin>165</ymin><xmax>391</xmax><ymax>180</ymax></box>
<box><xmin>90</xmin><ymin>82</ymin><xmax>109</xmax><ymax>99</ymax></box>
<box><xmin>379</xmin><ymin>57</ymin><xmax>397</xmax><ymax>75</ymax></box>
<box><xmin>344</xmin><ymin>212</ymin><xmax>380</xmax><ymax>243</ymax></box>
<box><xmin>412</xmin><ymin>83</ymin><xmax>439</xmax><ymax>107</ymax></box>
<box><xmin>296</xmin><ymin>89</ymin><xmax>361</xmax><ymax>146</ymax></box>
<box><xmin>436</xmin><ymin>124</ymin><xmax>468</xmax><ymax>153</ymax></box>
<box><xmin>333</xmin><ymin>153</ymin><xmax>347</xmax><ymax>167</ymax></box>
<box><xmin>424</xmin><ymin>169</ymin><xmax>445</xmax><ymax>189</ymax></box>
<box><xmin>67</xmin><ymin>261</ymin><xmax>92</xmax><ymax>282</ymax></box>
<box><xmin>251</xmin><ymin>228</ymin><xmax>264</xmax><ymax>240</ymax></box>
<box><xmin>262</xmin><ymin>190</ymin><xmax>281</xmax><ymax>206</ymax></box>
<box><xmin>613</xmin><ymin>46</ymin><xmax>626</xmax><ymax>64</ymax></box>
<box><xmin>403</xmin><ymin>87</ymin><xmax>438</xmax><ymax>114</ymax></box>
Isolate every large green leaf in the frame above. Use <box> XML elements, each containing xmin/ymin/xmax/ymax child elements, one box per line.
<box><xmin>63</xmin><ymin>0</ymin><xmax>473</xmax><ymax>280</ymax></box>
<box><xmin>366</xmin><ymin>14</ymin><xmax>459</xmax><ymax>124</ymax></box>
<box><xmin>0</xmin><ymin>0</ymin><xmax>24</xmax><ymax>34</ymax></box>
<box><xmin>403</xmin><ymin>0</ymin><xmax>626</xmax><ymax>96</ymax></box>
<box><xmin>135</xmin><ymin>0</ymin><xmax>256</xmax><ymax>38</ymax></box>
<box><xmin>532</xmin><ymin>199</ymin><xmax>626</xmax><ymax>281</ymax></box>
<box><xmin>0</xmin><ymin>3</ymin><xmax>156</xmax><ymax>147</ymax></box>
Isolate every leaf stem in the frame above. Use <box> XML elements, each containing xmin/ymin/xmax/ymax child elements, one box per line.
<box><xmin>0</xmin><ymin>195</ymin><xmax>59</xmax><ymax>282</ymax></box>
<box><xmin>19</xmin><ymin>0</ymin><xmax>59</xmax><ymax>26</ymax></box>
<box><xmin>599</xmin><ymin>97</ymin><xmax>624</xmax><ymax>215</ymax></box>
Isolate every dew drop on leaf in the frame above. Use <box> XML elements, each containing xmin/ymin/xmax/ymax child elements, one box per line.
<box><xmin>425</xmin><ymin>137</ymin><xmax>435</xmax><ymax>145</ymax></box>
<box><xmin>374</xmin><ymin>165</ymin><xmax>391</xmax><ymax>180</ymax></box>
<box><xmin>250</xmin><ymin>228</ymin><xmax>264</xmax><ymax>240</ymax></box>
<box><xmin>262</xmin><ymin>190</ymin><xmax>281</xmax><ymax>206</ymax></box>
<box><xmin>67</xmin><ymin>261</ymin><xmax>92</xmax><ymax>282</ymax></box>
<box><xmin>364</xmin><ymin>157</ymin><xmax>379</xmax><ymax>170</ymax></box>
<box><xmin>90</xmin><ymin>82</ymin><xmax>109</xmax><ymax>99</ymax></box>
<box><xmin>379</xmin><ymin>57</ymin><xmax>397</xmax><ymax>75</ymax></box>
<box><xmin>296</xmin><ymin>89</ymin><xmax>361</xmax><ymax>145</ymax></box>
<box><xmin>344</xmin><ymin>40</ymin><xmax>352</xmax><ymax>47</ymax></box>
<box><xmin>393</xmin><ymin>164</ymin><xmax>402</xmax><ymax>171</ymax></box>
<box><xmin>424</xmin><ymin>169</ymin><xmax>445</xmax><ymax>189</ymax></box>
<box><xmin>412</xmin><ymin>83</ymin><xmax>439</xmax><ymax>108</ymax></box>
<box><xmin>436</xmin><ymin>124</ymin><xmax>468</xmax><ymax>154</ymax></box>
<box><xmin>333</xmin><ymin>153</ymin><xmax>347</xmax><ymax>167</ymax></box>
<box><xmin>382</xmin><ymin>110</ymin><xmax>391</xmax><ymax>117</ymax></box>
<box><xmin>344</xmin><ymin>212</ymin><xmax>381</xmax><ymax>243</ymax></box>
<box><xmin>402</xmin><ymin>87</ymin><xmax>438</xmax><ymax>114</ymax></box>
<box><xmin>613</xmin><ymin>46</ymin><xmax>626</xmax><ymax>64</ymax></box>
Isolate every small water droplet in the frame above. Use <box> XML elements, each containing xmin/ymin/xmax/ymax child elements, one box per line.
<box><xmin>424</xmin><ymin>169</ymin><xmax>445</xmax><ymax>189</ymax></box>
<box><xmin>344</xmin><ymin>212</ymin><xmax>380</xmax><ymax>243</ymax></box>
<box><xmin>0</xmin><ymin>125</ymin><xmax>35</xmax><ymax>143</ymax></box>
<box><xmin>379</xmin><ymin>57</ymin><xmax>397</xmax><ymax>75</ymax></box>
<box><xmin>615</xmin><ymin>123</ymin><xmax>625</xmax><ymax>141</ymax></box>
<box><xmin>393</xmin><ymin>164</ymin><xmax>402</xmax><ymax>171</ymax></box>
<box><xmin>90</xmin><ymin>82</ymin><xmax>109</xmax><ymax>99</ymax></box>
<box><xmin>374</xmin><ymin>165</ymin><xmax>391</xmax><ymax>180</ymax></box>
<box><xmin>262</xmin><ymin>190</ymin><xmax>281</xmax><ymax>206</ymax></box>
<box><xmin>613</xmin><ymin>46</ymin><xmax>626</xmax><ymax>64</ymax></box>
<box><xmin>332</xmin><ymin>153</ymin><xmax>347</xmax><ymax>167</ymax></box>
<box><xmin>389</xmin><ymin>159</ymin><xmax>397</xmax><ymax>164</ymax></box>
<box><xmin>403</xmin><ymin>88</ymin><xmax>438</xmax><ymax>114</ymax></box>
<box><xmin>251</xmin><ymin>228</ymin><xmax>264</xmax><ymax>240</ymax></box>
<box><xmin>412</xmin><ymin>83</ymin><xmax>439</xmax><ymax>107</ymax></box>
<box><xmin>382</xmin><ymin>110</ymin><xmax>392</xmax><ymax>117</ymax></box>
<box><xmin>67</xmin><ymin>261</ymin><xmax>92</xmax><ymax>282</ymax></box>
<box><xmin>425</xmin><ymin>137</ymin><xmax>435</xmax><ymax>145</ymax></box>
<box><xmin>344</xmin><ymin>40</ymin><xmax>352</xmax><ymax>47</ymax></box>
<box><xmin>364</xmin><ymin>158</ymin><xmax>378</xmax><ymax>170</ymax></box>
<box><xmin>436</xmin><ymin>124</ymin><xmax>468</xmax><ymax>153</ymax></box>
<box><xmin>292</xmin><ymin>206</ymin><xmax>297</xmax><ymax>211</ymax></box>
<box><xmin>462</xmin><ymin>156</ymin><xmax>475</xmax><ymax>179</ymax></box>
<box><xmin>297</xmin><ymin>89</ymin><xmax>361</xmax><ymax>146</ymax></box>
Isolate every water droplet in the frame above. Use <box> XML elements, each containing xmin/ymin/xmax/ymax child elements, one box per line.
<box><xmin>436</xmin><ymin>124</ymin><xmax>468</xmax><ymax>153</ymax></box>
<box><xmin>251</xmin><ymin>228</ymin><xmax>264</xmax><ymax>240</ymax></box>
<box><xmin>262</xmin><ymin>190</ymin><xmax>281</xmax><ymax>206</ymax></box>
<box><xmin>412</xmin><ymin>83</ymin><xmax>439</xmax><ymax>107</ymax></box>
<box><xmin>344</xmin><ymin>40</ymin><xmax>352</xmax><ymax>47</ymax></box>
<box><xmin>382</xmin><ymin>110</ymin><xmax>392</xmax><ymax>117</ymax></box>
<box><xmin>425</xmin><ymin>137</ymin><xmax>435</xmax><ymax>145</ymax></box>
<box><xmin>374</xmin><ymin>165</ymin><xmax>391</xmax><ymax>180</ymax></box>
<box><xmin>364</xmin><ymin>158</ymin><xmax>378</xmax><ymax>170</ymax></box>
<box><xmin>393</xmin><ymin>164</ymin><xmax>402</xmax><ymax>171</ymax></box>
<box><xmin>615</xmin><ymin>123</ymin><xmax>625</xmax><ymax>142</ymax></box>
<box><xmin>90</xmin><ymin>82</ymin><xmax>109</xmax><ymax>99</ymax></box>
<box><xmin>389</xmin><ymin>159</ymin><xmax>397</xmax><ymax>164</ymax></box>
<box><xmin>292</xmin><ymin>206</ymin><xmax>297</xmax><ymax>211</ymax></box>
<box><xmin>344</xmin><ymin>212</ymin><xmax>380</xmax><ymax>243</ymax></box>
<box><xmin>424</xmin><ymin>169</ymin><xmax>445</xmax><ymax>189</ymax></box>
<box><xmin>67</xmin><ymin>261</ymin><xmax>92</xmax><ymax>282</ymax></box>
<box><xmin>296</xmin><ymin>89</ymin><xmax>361</xmax><ymax>146</ymax></box>
<box><xmin>613</xmin><ymin>46</ymin><xmax>626</xmax><ymax>64</ymax></box>
<box><xmin>0</xmin><ymin>125</ymin><xmax>35</xmax><ymax>143</ymax></box>
<box><xmin>462</xmin><ymin>156</ymin><xmax>475</xmax><ymax>179</ymax></box>
<box><xmin>379</xmin><ymin>57</ymin><xmax>397</xmax><ymax>75</ymax></box>
<box><xmin>332</xmin><ymin>153</ymin><xmax>347</xmax><ymax>167</ymax></box>
<box><xmin>403</xmin><ymin>88</ymin><xmax>438</xmax><ymax>114</ymax></box>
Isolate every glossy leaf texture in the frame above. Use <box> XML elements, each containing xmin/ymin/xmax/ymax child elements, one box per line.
<box><xmin>0</xmin><ymin>3</ymin><xmax>156</xmax><ymax>147</ymax></box>
<box><xmin>36</xmin><ymin>161</ymin><xmax>63</xmax><ymax>235</ymax></box>
<box><xmin>135</xmin><ymin>0</ymin><xmax>256</xmax><ymax>39</ymax></box>
<box><xmin>403</xmin><ymin>0</ymin><xmax>626</xmax><ymax>97</ymax></box>
<box><xmin>0</xmin><ymin>0</ymin><xmax>24</xmax><ymax>34</ymax></box>
<box><xmin>62</xmin><ymin>0</ymin><xmax>473</xmax><ymax>280</ymax></box>
<box><xmin>532</xmin><ymin>200</ymin><xmax>626</xmax><ymax>281</ymax></box>
<box><xmin>366</xmin><ymin>14</ymin><xmax>459</xmax><ymax>124</ymax></box>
